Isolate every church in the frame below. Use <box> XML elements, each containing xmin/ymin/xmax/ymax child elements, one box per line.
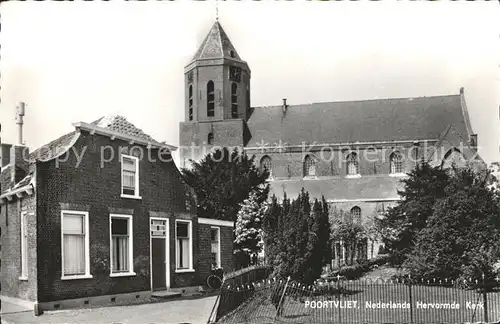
<box><xmin>179</xmin><ymin>20</ymin><xmax>483</xmax><ymax>263</ymax></box>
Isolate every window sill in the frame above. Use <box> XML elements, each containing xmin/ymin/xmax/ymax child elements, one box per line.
<box><xmin>61</xmin><ymin>274</ymin><xmax>93</xmax><ymax>281</ymax></box>
<box><xmin>345</xmin><ymin>174</ymin><xmax>362</xmax><ymax>179</ymax></box>
<box><xmin>175</xmin><ymin>268</ymin><xmax>195</xmax><ymax>273</ymax></box>
<box><xmin>110</xmin><ymin>271</ymin><xmax>137</xmax><ymax>278</ymax></box>
<box><xmin>302</xmin><ymin>176</ymin><xmax>317</xmax><ymax>180</ymax></box>
<box><xmin>19</xmin><ymin>276</ymin><xmax>28</xmax><ymax>281</ymax></box>
<box><xmin>389</xmin><ymin>173</ymin><xmax>406</xmax><ymax>177</ymax></box>
<box><xmin>121</xmin><ymin>194</ymin><xmax>142</xmax><ymax>200</ymax></box>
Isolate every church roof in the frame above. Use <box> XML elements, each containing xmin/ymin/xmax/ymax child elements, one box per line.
<box><xmin>246</xmin><ymin>91</ymin><xmax>473</xmax><ymax>147</ymax></box>
<box><xmin>191</xmin><ymin>21</ymin><xmax>242</xmax><ymax>62</ymax></box>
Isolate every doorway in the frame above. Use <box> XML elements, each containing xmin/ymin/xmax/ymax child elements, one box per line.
<box><xmin>150</xmin><ymin>218</ymin><xmax>169</xmax><ymax>291</ymax></box>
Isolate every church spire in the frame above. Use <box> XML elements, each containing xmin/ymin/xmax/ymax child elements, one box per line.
<box><xmin>190</xmin><ymin>20</ymin><xmax>242</xmax><ymax>62</ymax></box>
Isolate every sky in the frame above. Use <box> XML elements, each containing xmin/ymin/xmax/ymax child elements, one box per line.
<box><xmin>1</xmin><ymin>1</ymin><xmax>499</xmax><ymax>165</ymax></box>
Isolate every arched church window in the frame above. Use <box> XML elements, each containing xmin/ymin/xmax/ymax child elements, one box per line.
<box><xmin>207</xmin><ymin>81</ymin><xmax>215</xmax><ymax>117</ymax></box>
<box><xmin>260</xmin><ymin>156</ymin><xmax>272</xmax><ymax>177</ymax></box>
<box><xmin>350</xmin><ymin>206</ymin><xmax>361</xmax><ymax>224</ymax></box>
<box><xmin>188</xmin><ymin>85</ymin><xmax>193</xmax><ymax>121</ymax></box>
<box><xmin>390</xmin><ymin>151</ymin><xmax>403</xmax><ymax>174</ymax></box>
<box><xmin>346</xmin><ymin>152</ymin><xmax>359</xmax><ymax>176</ymax></box>
<box><xmin>207</xmin><ymin>133</ymin><xmax>214</xmax><ymax>145</ymax></box>
<box><xmin>231</xmin><ymin>83</ymin><xmax>238</xmax><ymax>118</ymax></box>
<box><xmin>303</xmin><ymin>155</ymin><xmax>316</xmax><ymax>177</ymax></box>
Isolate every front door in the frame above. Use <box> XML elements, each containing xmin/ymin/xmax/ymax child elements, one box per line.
<box><xmin>150</xmin><ymin>218</ymin><xmax>169</xmax><ymax>291</ymax></box>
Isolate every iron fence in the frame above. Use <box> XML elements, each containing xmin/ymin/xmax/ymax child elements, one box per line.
<box><xmin>210</xmin><ymin>276</ymin><xmax>500</xmax><ymax>324</ymax></box>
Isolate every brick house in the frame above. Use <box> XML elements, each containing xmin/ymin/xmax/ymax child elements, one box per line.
<box><xmin>0</xmin><ymin>113</ymin><xmax>234</xmax><ymax>311</ymax></box>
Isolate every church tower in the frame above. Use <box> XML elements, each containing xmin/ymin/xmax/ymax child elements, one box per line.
<box><xmin>179</xmin><ymin>21</ymin><xmax>251</xmax><ymax>167</ymax></box>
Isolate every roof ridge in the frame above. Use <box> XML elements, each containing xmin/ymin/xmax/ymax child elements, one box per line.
<box><xmin>251</xmin><ymin>93</ymin><xmax>461</xmax><ymax>109</ymax></box>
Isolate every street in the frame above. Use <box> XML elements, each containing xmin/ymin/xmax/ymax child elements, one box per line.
<box><xmin>1</xmin><ymin>296</ymin><xmax>217</xmax><ymax>324</ymax></box>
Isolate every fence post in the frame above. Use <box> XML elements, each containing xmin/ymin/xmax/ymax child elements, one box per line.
<box><xmin>275</xmin><ymin>276</ymin><xmax>291</xmax><ymax>319</ymax></box>
<box><xmin>408</xmin><ymin>275</ymin><xmax>413</xmax><ymax>324</ymax></box>
<box><xmin>482</xmin><ymin>273</ymin><xmax>488</xmax><ymax>323</ymax></box>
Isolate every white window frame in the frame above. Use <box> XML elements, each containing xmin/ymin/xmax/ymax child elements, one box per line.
<box><xmin>175</xmin><ymin>219</ymin><xmax>194</xmax><ymax>273</ymax></box>
<box><xmin>61</xmin><ymin>210</ymin><xmax>92</xmax><ymax>280</ymax></box>
<box><xmin>20</xmin><ymin>211</ymin><xmax>28</xmax><ymax>280</ymax></box>
<box><xmin>210</xmin><ymin>226</ymin><xmax>221</xmax><ymax>269</ymax></box>
<box><xmin>121</xmin><ymin>154</ymin><xmax>141</xmax><ymax>200</ymax></box>
<box><xmin>109</xmin><ymin>214</ymin><xmax>136</xmax><ymax>277</ymax></box>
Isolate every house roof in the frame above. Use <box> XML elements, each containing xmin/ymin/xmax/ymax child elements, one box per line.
<box><xmin>91</xmin><ymin>115</ymin><xmax>159</xmax><ymax>144</ymax></box>
<box><xmin>27</xmin><ymin>114</ymin><xmax>170</xmax><ymax>164</ymax></box>
<box><xmin>246</xmin><ymin>92</ymin><xmax>473</xmax><ymax>148</ymax></box>
<box><xmin>269</xmin><ymin>176</ymin><xmax>404</xmax><ymax>202</ymax></box>
<box><xmin>29</xmin><ymin>131</ymin><xmax>78</xmax><ymax>162</ymax></box>
<box><xmin>190</xmin><ymin>21</ymin><xmax>243</xmax><ymax>62</ymax></box>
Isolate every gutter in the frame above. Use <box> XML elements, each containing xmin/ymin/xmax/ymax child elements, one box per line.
<box><xmin>0</xmin><ymin>183</ymin><xmax>34</xmax><ymax>204</ymax></box>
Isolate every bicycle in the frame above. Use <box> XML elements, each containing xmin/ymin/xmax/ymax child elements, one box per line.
<box><xmin>206</xmin><ymin>267</ymin><xmax>224</xmax><ymax>290</ymax></box>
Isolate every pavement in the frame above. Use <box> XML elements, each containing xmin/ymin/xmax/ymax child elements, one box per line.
<box><xmin>1</xmin><ymin>295</ymin><xmax>218</xmax><ymax>324</ymax></box>
<box><xmin>1</xmin><ymin>298</ymin><xmax>32</xmax><ymax>315</ymax></box>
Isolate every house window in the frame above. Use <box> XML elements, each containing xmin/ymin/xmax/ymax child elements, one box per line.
<box><xmin>61</xmin><ymin>211</ymin><xmax>91</xmax><ymax>279</ymax></box>
<box><xmin>211</xmin><ymin>227</ymin><xmax>221</xmax><ymax>269</ymax></box>
<box><xmin>260</xmin><ymin>156</ymin><xmax>272</xmax><ymax>178</ymax></box>
<box><xmin>110</xmin><ymin>215</ymin><xmax>134</xmax><ymax>276</ymax></box>
<box><xmin>176</xmin><ymin>220</ymin><xmax>193</xmax><ymax>271</ymax></box>
<box><xmin>20</xmin><ymin>212</ymin><xmax>28</xmax><ymax>279</ymax></box>
<box><xmin>390</xmin><ymin>152</ymin><xmax>403</xmax><ymax>174</ymax></box>
<box><xmin>188</xmin><ymin>85</ymin><xmax>193</xmax><ymax>121</ymax></box>
<box><xmin>303</xmin><ymin>155</ymin><xmax>316</xmax><ymax>177</ymax></box>
<box><xmin>207</xmin><ymin>81</ymin><xmax>215</xmax><ymax>117</ymax></box>
<box><xmin>350</xmin><ymin>206</ymin><xmax>361</xmax><ymax>224</ymax></box>
<box><xmin>121</xmin><ymin>154</ymin><xmax>139</xmax><ymax>198</ymax></box>
<box><xmin>231</xmin><ymin>83</ymin><xmax>238</xmax><ymax>118</ymax></box>
<box><xmin>346</xmin><ymin>152</ymin><xmax>359</xmax><ymax>176</ymax></box>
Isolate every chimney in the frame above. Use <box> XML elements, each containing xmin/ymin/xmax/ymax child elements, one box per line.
<box><xmin>16</xmin><ymin>102</ymin><xmax>26</xmax><ymax>145</ymax></box>
<box><xmin>282</xmin><ymin>98</ymin><xmax>287</xmax><ymax>113</ymax></box>
<box><xmin>469</xmin><ymin>134</ymin><xmax>478</xmax><ymax>151</ymax></box>
<box><xmin>460</xmin><ymin>87</ymin><xmax>464</xmax><ymax>95</ymax></box>
<box><xmin>11</xmin><ymin>102</ymin><xmax>29</xmax><ymax>183</ymax></box>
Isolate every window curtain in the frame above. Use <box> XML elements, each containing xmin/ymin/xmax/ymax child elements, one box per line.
<box><xmin>177</xmin><ymin>238</ymin><xmax>190</xmax><ymax>269</ymax></box>
<box><xmin>112</xmin><ymin>236</ymin><xmax>129</xmax><ymax>272</ymax></box>
<box><xmin>63</xmin><ymin>214</ymin><xmax>85</xmax><ymax>275</ymax></box>
<box><xmin>122</xmin><ymin>158</ymin><xmax>136</xmax><ymax>192</ymax></box>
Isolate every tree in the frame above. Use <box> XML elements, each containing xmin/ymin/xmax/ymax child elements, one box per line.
<box><xmin>330</xmin><ymin>208</ymin><xmax>365</xmax><ymax>266</ymax></box>
<box><xmin>233</xmin><ymin>191</ymin><xmax>267</xmax><ymax>267</ymax></box>
<box><xmin>404</xmin><ymin>167</ymin><xmax>500</xmax><ymax>280</ymax></box>
<box><xmin>378</xmin><ymin>161</ymin><xmax>450</xmax><ymax>264</ymax></box>
<box><xmin>262</xmin><ymin>189</ymin><xmax>331</xmax><ymax>284</ymax></box>
<box><xmin>182</xmin><ymin>147</ymin><xmax>269</xmax><ymax>222</ymax></box>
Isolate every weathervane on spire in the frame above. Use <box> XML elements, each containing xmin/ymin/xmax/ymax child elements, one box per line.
<box><xmin>216</xmin><ymin>0</ymin><xmax>219</xmax><ymax>21</ymax></box>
